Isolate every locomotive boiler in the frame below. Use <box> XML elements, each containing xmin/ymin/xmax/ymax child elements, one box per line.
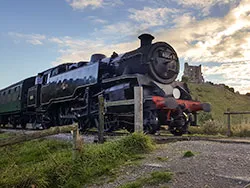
<box><xmin>0</xmin><ymin>33</ymin><xmax>210</xmax><ymax>135</ymax></box>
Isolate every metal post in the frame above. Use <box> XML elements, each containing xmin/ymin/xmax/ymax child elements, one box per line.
<box><xmin>98</xmin><ymin>95</ymin><xmax>105</xmax><ymax>143</ymax></box>
<box><xmin>227</xmin><ymin>109</ymin><xmax>231</xmax><ymax>137</ymax></box>
<box><xmin>134</xmin><ymin>86</ymin><xmax>143</xmax><ymax>132</ymax></box>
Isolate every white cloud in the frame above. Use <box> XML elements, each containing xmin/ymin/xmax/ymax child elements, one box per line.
<box><xmin>129</xmin><ymin>7</ymin><xmax>179</xmax><ymax>28</ymax></box>
<box><xmin>66</xmin><ymin>0</ymin><xmax>123</xmax><ymax>10</ymax></box>
<box><xmin>66</xmin><ymin>0</ymin><xmax>102</xmax><ymax>9</ymax></box>
<box><xmin>203</xmin><ymin>61</ymin><xmax>250</xmax><ymax>94</ymax></box>
<box><xmin>49</xmin><ymin>36</ymin><xmax>138</xmax><ymax>65</ymax></box>
<box><xmin>87</xmin><ymin>16</ymin><xmax>108</xmax><ymax>24</ymax></box>
<box><xmin>8</xmin><ymin>32</ymin><xmax>46</xmax><ymax>45</ymax></box>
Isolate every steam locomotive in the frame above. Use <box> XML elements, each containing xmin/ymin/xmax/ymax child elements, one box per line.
<box><xmin>0</xmin><ymin>34</ymin><xmax>210</xmax><ymax>135</ymax></box>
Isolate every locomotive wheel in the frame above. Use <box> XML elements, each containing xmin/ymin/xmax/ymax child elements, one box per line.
<box><xmin>169</xmin><ymin>128</ymin><xmax>184</xmax><ymax>136</ymax></box>
<box><xmin>169</xmin><ymin>112</ymin><xmax>189</xmax><ymax>136</ymax></box>
<box><xmin>78</xmin><ymin>115</ymin><xmax>97</xmax><ymax>133</ymax></box>
<box><xmin>143</xmin><ymin>110</ymin><xmax>160</xmax><ymax>134</ymax></box>
<box><xmin>58</xmin><ymin>106</ymin><xmax>73</xmax><ymax>126</ymax></box>
<box><xmin>21</xmin><ymin>122</ymin><xmax>26</xmax><ymax>129</ymax></box>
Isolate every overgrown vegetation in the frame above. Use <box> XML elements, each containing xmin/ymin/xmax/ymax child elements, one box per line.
<box><xmin>183</xmin><ymin>151</ymin><xmax>195</xmax><ymax>158</ymax></box>
<box><xmin>189</xmin><ymin>120</ymin><xmax>250</xmax><ymax>137</ymax></box>
<box><xmin>0</xmin><ymin>133</ymin><xmax>154</xmax><ymax>188</ymax></box>
<box><xmin>120</xmin><ymin>170</ymin><xmax>172</xmax><ymax>188</ymax></box>
<box><xmin>188</xmin><ymin>83</ymin><xmax>250</xmax><ymax>137</ymax></box>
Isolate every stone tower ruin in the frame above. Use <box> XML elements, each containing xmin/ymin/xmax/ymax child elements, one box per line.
<box><xmin>182</xmin><ymin>62</ymin><xmax>204</xmax><ymax>83</ymax></box>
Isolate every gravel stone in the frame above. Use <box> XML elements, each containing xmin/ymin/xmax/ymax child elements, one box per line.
<box><xmin>89</xmin><ymin>141</ymin><xmax>250</xmax><ymax>188</ymax></box>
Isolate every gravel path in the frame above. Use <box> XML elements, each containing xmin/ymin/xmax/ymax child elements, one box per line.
<box><xmin>89</xmin><ymin>141</ymin><xmax>250</xmax><ymax>188</ymax></box>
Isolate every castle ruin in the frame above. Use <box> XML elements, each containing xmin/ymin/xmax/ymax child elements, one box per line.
<box><xmin>182</xmin><ymin>62</ymin><xmax>204</xmax><ymax>83</ymax></box>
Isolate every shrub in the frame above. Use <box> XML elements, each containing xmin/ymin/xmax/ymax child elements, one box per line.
<box><xmin>198</xmin><ymin>112</ymin><xmax>213</xmax><ymax>124</ymax></box>
<box><xmin>202</xmin><ymin>120</ymin><xmax>227</xmax><ymax>135</ymax></box>
<box><xmin>189</xmin><ymin>120</ymin><xmax>227</xmax><ymax>135</ymax></box>
<box><xmin>231</xmin><ymin>123</ymin><xmax>250</xmax><ymax>137</ymax></box>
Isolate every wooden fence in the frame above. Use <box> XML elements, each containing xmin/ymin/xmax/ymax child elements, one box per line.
<box><xmin>98</xmin><ymin>86</ymin><xmax>143</xmax><ymax>142</ymax></box>
<box><xmin>224</xmin><ymin>110</ymin><xmax>250</xmax><ymax>136</ymax></box>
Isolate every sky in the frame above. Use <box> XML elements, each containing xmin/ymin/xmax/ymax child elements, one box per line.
<box><xmin>0</xmin><ymin>0</ymin><xmax>250</xmax><ymax>94</ymax></box>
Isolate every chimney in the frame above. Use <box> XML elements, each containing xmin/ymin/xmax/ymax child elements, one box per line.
<box><xmin>138</xmin><ymin>33</ymin><xmax>155</xmax><ymax>47</ymax></box>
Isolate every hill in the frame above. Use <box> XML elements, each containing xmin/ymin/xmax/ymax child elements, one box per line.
<box><xmin>188</xmin><ymin>83</ymin><xmax>250</xmax><ymax>123</ymax></box>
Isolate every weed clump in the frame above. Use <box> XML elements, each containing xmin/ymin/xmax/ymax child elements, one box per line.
<box><xmin>156</xmin><ymin>156</ymin><xmax>169</xmax><ymax>162</ymax></box>
<box><xmin>120</xmin><ymin>170</ymin><xmax>172</xmax><ymax>188</ymax></box>
<box><xmin>183</xmin><ymin>151</ymin><xmax>195</xmax><ymax>157</ymax></box>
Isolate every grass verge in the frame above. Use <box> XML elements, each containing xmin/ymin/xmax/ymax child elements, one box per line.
<box><xmin>120</xmin><ymin>170</ymin><xmax>172</xmax><ymax>188</ymax></box>
<box><xmin>0</xmin><ymin>132</ymin><xmax>154</xmax><ymax>188</ymax></box>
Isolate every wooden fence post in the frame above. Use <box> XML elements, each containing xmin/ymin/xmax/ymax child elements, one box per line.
<box><xmin>227</xmin><ymin>108</ymin><xmax>232</xmax><ymax>137</ymax></box>
<box><xmin>134</xmin><ymin>86</ymin><xmax>143</xmax><ymax>132</ymax></box>
<box><xmin>98</xmin><ymin>95</ymin><xmax>105</xmax><ymax>143</ymax></box>
<box><xmin>72</xmin><ymin>125</ymin><xmax>82</xmax><ymax>160</ymax></box>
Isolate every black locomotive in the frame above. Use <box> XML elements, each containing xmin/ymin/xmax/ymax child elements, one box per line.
<box><xmin>0</xmin><ymin>34</ymin><xmax>210</xmax><ymax>135</ymax></box>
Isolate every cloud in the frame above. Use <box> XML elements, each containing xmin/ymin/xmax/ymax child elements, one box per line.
<box><xmin>203</xmin><ymin>61</ymin><xmax>250</xmax><ymax>94</ymax></box>
<box><xmin>66</xmin><ymin>0</ymin><xmax>102</xmax><ymax>9</ymax></box>
<box><xmin>129</xmin><ymin>7</ymin><xmax>179</xmax><ymax>28</ymax></box>
<box><xmin>8</xmin><ymin>32</ymin><xmax>46</xmax><ymax>45</ymax></box>
<box><xmin>48</xmin><ymin>36</ymin><xmax>138</xmax><ymax>65</ymax></box>
<box><xmin>154</xmin><ymin>0</ymin><xmax>250</xmax><ymax>64</ymax></box>
<box><xmin>66</xmin><ymin>0</ymin><xmax>123</xmax><ymax>10</ymax></box>
<box><xmin>87</xmin><ymin>16</ymin><xmax>108</xmax><ymax>24</ymax></box>
<box><xmin>176</xmin><ymin>0</ymin><xmax>239</xmax><ymax>16</ymax></box>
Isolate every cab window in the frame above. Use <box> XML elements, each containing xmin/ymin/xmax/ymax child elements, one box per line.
<box><xmin>50</xmin><ymin>65</ymin><xmax>67</xmax><ymax>77</ymax></box>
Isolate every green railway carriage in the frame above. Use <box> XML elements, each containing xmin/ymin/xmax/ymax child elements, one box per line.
<box><xmin>0</xmin><ymin>77</ymin><xmax>35</xmax><ymax>127</ymax></box>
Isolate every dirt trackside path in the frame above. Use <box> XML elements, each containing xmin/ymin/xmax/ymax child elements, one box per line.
<box><xmin>89</xmin><ymin>140</ymin><xmax>250</xmax><ymax>188</ymax></box>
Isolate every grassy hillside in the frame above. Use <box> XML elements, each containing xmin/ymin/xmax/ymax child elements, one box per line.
<box><xmin>188</xmin><ymin>83</ymin><xmax>250</xmax><ymax>122</ymax></box>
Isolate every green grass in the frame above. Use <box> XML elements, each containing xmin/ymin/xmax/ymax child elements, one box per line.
<box><xmin>183</xmin><ymin>151</ymin><xmax>195</xmax><ymax>158</ymax></box>
<box><xmin>156</xmin><ymin>156</ymin><xmax>169</xmax><ymax>162</ymax></box>
<box><xmin>0</xmin><ymin>133</ymin><xmax>154</xmax><ymax>188</ymax></box>
<box><xmin>0</xmin><ymin>132</ymin><xmax>15</xmax><ymax>139</ymax></box>
<box><xmin>120</xmin><ymin>170</ymin><xmax>172</xmax><ymax>188</ymax></box>
<box><xmin>189</xmin><ymin>83</ymin><xmax>250</xmax><ymax>122</ymax></box>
